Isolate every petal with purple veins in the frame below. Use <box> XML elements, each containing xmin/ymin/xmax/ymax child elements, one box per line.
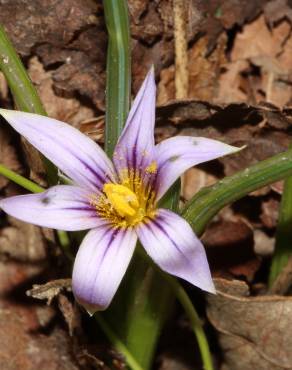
<box><xmin>72</xmin><ymin>225</ymin><xmax>137</xmax><ymax>314</ymax></box>
<box><xmin>113</xmin><ymin>68</ymin><xmax>156</xmax><ymax>179</ymax></box>
<box><xmin>0</xmin><ymin>185</ymin><xmax>99</xmax><ymax>231</ymax></box>
<box><xmin>137</xmin><ymin>209</ymin><xmax>215</xmax><ymax>293</ymax></box>
<box><xmin>0</xmin><ymin>109</ymin><xmax>116</xmax><ymax>192</ymax></box>
<box><xmin>153</xmin><ymin>136</ymin><xmax>241</xmax><ymax>200</ymax></box>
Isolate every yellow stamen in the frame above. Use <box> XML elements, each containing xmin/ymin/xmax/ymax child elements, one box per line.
<box><xmin>145</xmin><ymin>161</ymin><xmax>157</xmax><ymax>174</ymax></box>
<box><xmin>103</xmin><ymin>183</ymin><xmax>139</xmax><ymax>217</ymax></box>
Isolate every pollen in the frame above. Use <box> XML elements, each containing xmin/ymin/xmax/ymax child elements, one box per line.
<box><xmin>103</xmin><ymin>183</ymin><xmax>139</xmax><ymax>217</ymax></box>
<box><xmin>145</xmin><ymin>161</ymin><xmax>157</xmax><ymax>174</ymax></box>
<box><xmin>90</xmin><ymin>177</ymin><xmax>157</xmax><ymax>228</ymax></box>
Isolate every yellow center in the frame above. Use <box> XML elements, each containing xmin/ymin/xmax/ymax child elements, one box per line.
<box><xmin>90</xmin><ymin>174</ymin><xmax>156</xmax><ymax>228</ymax></box>
<box><xmin>90</xmin><ymin>161</ymin><xmax>158</xmax><ymax>227</ymax></box>
<box><xmin>103</xmin><ymin>183</ymin><xmax>139</xmax><ymax>217</ymax></box>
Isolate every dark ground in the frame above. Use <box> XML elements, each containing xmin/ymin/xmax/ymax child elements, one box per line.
<box><xmin>1</xmin><ymin>1</ymin><xmax>292</xmax><ymax>369</ymax></box>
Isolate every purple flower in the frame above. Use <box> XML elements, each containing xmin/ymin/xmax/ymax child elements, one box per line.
<box><xmin>0</xmin><ymin>69</ymin><xmax>239</xmax><ymax>314</ymax></box>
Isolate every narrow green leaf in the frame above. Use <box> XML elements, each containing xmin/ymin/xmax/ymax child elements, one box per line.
<box><xmin>0</xmin><ymin>164</ymin><xmax>43</xmax><ymax>193</ymax></box>
<box><xmin>182</xmin><ymin>150</ymin><xmax>292</xmax><ymax>235</ymax></box>
<box><xmin>103</xmin><ymin>0</ymin><xmax>131</xmax><ymax>156</ymax></box>
<box><xmin>269</xmin><ymin>174</ymin><xmax>292</xmax><ymax>285</ymax></box>
<box><xmin>0</xmin><ymin>25</ymin><xmax>57</xmax><ymax>183</ymax></box>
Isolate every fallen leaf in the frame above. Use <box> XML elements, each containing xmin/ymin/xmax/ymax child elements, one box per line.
<box><xmin>203</xmin><ymin>219</ymin><xmax>260</xmax><ymax>280</ymax></box>
<box><xmin>0</xmin><ymin>217</ymin><xmax>47</xmax><ymax>262</ymax></box>
<box><xmin>215</xmin><ymin>60</ymin><xmax>250</xmax><ymax>104</ymax></box>
<box><xmin>231</xmin><ymin>16</ymin><xmax>289</xmax><ymax>66</ymax></box>
<box><xmin>27</xmin><ymin>279</ymin><xmax>72</xmax><ymax>305</ymax></box>
<box><xmin>58</xmin><ymin>294</ymin><xmax>80</xmax><ymax>337</ymax></box>
<box><xmin>260</xmin><ymin>197</ymin><xmax>279</xmax><ymax>229</ymax></box>
<box><xmin>28</xmin><ymin>56</ymin><xmax>94</xmax><ymax>127</ymax></box>
<box><xmin>208</xmin><ymin>278</ymin><xmax>292</xmax><ymax>370</ymax></box>
<box><xmin>264</xmin><ymin>0</ymin><xmax>292</xmax><ymax>25</ymax></box>
<box><xmin>181</xmin><ymin>167</ymin><xmax>218</xmax><ymax>201</ymax></box>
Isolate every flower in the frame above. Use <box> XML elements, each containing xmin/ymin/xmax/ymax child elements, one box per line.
<box><xmin>0</xmin><ymin>69</ymin><xmax>239</xmax><ymax>314</ymax></box>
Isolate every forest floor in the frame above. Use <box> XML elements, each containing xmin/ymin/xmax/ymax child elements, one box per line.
<box><xmin>1</xmin><ymin>1</ymin><xmax>292</xmax><ymax>369</ymax></box>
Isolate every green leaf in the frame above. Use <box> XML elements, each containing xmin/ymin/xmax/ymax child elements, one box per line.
<box><xmin>0</xmin><ymin>25</ymin><xmax>57</xmax><ymax>183</ymax></box>
<box><xmin>182</xmin><ymin>150</ymin><xmax>292</xmax><ymax>235</ymax></box>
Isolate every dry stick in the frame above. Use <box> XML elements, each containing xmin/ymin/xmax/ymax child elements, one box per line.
<box><xmin>266</xmin><ymin>71</ymin><xmax>274</xmax><ymax>103</ymax></box>
<box><xmin>173</xmin><ymin>0</ymin><xmax>189</xmax><ymax>99</ymax></box>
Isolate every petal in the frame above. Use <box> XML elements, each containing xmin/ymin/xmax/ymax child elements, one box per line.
<box><xmin>0</xmin><ymin>185</ymin><xmax>99</xmax><ymax>231</ymax></box>
<box><xmin>154</xmin><ymin>136</ymin><xmax>241</xmax><ymax>200</ymax></box>
<box><xmin>137</xmin><ymin>209</ymin><xmax>215</xmax><ymax>293</ymax></box>
<box><xmin>72</xmin><ymin>225</ymin><xmax>137</xmax><ymax>314</ymax></box>
<box><xmin>0</xmin><ymin>109</ymin><xmax>115</xmax><ymax>191</ymax></box>
<box><xmin>113</xmin><ymin>68</ymin><xmax>156</xmax><ymax>178</ymax></box>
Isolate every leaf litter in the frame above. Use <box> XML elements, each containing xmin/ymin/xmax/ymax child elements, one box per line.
<box><xmin>0</xmin><ymin>0</ymin><xmax>292</xmax><ymax>368</ymax></box>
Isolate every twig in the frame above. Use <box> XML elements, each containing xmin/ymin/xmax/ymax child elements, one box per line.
<box><xmin>173</xmin><ymin>0</ymin><xmax>189</xmax><ymax>98</ymax></box>
<box><xmin>266</xmin><ymin>71</ymin><xmax>274</xmax><ymax>103</ymax></box>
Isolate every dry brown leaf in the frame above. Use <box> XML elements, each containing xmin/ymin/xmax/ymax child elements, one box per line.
<box><xmin>0</xmin><ymin>217</ymin><xmax>47</xmax><ymax>262</ymax></box>
<box><xmin>17</xmin><ymin>57</ymin><xmax>95</xmax><ymax>184</ymax></box>
<box><xmin>157</xmin><ymin>34</ymin><xmax>227</xmax><ymax>104</ymax></box>
<box><xmin>0</xmin><ymin>308</ymin><xmax>79</xmax><ymax>370</ymax></box>
<box><xmin>208</xmin><ymin>278</ymin><xmax>292</xmax><ymax>370</ymax></box>
<box><xmin>215</xmin><ymin>60</ymin><xmax>250</xmax><ymax>104</ymax></box>
<box><xmin>229</xmin><ymin>15</ymin><xmax>292</xmax><ymax>106</ymax></box>
<box><xmin>27</xmin><ymin>279</ymin><xmax>72</xmax><ymax>305</ymax></box>
<box><xmin>58</xmin><ymin>294</ymin><xmax>80</xmax><ymax>337</ymax></box>
<box><xmin>128</xmin><ymin>0</ymin><xmax>150</xmax><ymax>21</ymax></box>
<box><xmin>260</xmin><ymin>197</ymin><xmax>279</xmax><ymax>229</ymax></box>
<box><xmin>203</xmin><ymin>220</ymin><xmax>260</xmax><ymax>281</ymax></box>
<box><xmin>157</xmin><ymin>65</ymin><xmax>175</xmax><ymax>105</ymax></box>
<box><xmin>181</xmin><ymin>167</ymin><xmax>217</xmax><ymax>201</ymax></box>
<box><xmin>188</xmin><ymin>34</ymin><xmax>227</xmax><ymax>101</ymax></box>
<box><xmin>0</xmin><ymin>251</ymin><xmax>78</xmax><ymax>370</ymax></box>
<box><xmin>264</xmin><ymin>0</ymin><xmax>292</xmax><ymax>25</ymax></box>
<box><xmin>28</xmin><ymin>57</ymin><xmax>94</xmax><ymax>127</ymax></box>
<box><xmin>231</xmin><ymin>16</ymin><xmax>289</xmax><ymax>65</ymax></box>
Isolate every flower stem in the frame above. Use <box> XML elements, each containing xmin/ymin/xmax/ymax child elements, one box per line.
<box><xmin>0</xmin><ymin>25</ymin><xmax>57</xmax><ymax>183</ymax></box>
<box><xmin>103</xmin><ymin>0</ymin><xmax>131</xmax><ymax>157</ymax></box>
<box><xmin>164</xmin><ymin>275</ymin><xmax>214</xmax><ymax>370</ymax></box>
<box><xmin>0</xmin><ymin>164</ymin><xmax>43</xmax><ymax>193</ymax></box>
<box><xmin>95</xmin><ymin>314</ymin><xmax>143</xmax><ymax>370</ymax></box>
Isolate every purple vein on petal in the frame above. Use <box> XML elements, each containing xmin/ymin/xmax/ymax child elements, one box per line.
<box><xmin>0</xmin><ymin>109</ymin><xmax>117</xmax><ymax>192</ymax></box>
<box><xmin>72</xmin><ymin>225</ymin><xmax>137</xmax><ymax>314</ymax></box>
<box><xmin>137</xmin><ymin>209</ymin><xmax>215</xmax><ymax>293</ymax></box>
<box><xmin>153</xmin><ymin>136</ymin><xmax>241</xmax><ymax>200</ymax></box>
<box><xmin>113</xmin><ymin>68</ymin><xmax>156</xmax><ymax>178</ymax></box>
<box><xmin>0</xmin><ymin>185</ymin><xmax>101</xmax><ymax>231</ymax></box>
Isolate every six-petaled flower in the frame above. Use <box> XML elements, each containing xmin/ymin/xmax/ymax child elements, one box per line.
<box><xmin>0</xmin><ymin>69</ymin><xmax>240</xmax><ymax>314</ymax></box>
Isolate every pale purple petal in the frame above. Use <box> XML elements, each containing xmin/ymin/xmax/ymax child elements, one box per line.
<box><xmin>0</xmin><ymin>185</ymin><xmax>99</xmax><ymax>231</ymax></box>
<box><xmin>72</xmin><ymin>225</ymin><xmax>137</xmax><ymax>314</ymax></box>
<box><xmin>154</xmin><ymin>136</ymin><xmax>241</xmax><ymax>200</ymax></box>
<box><xmin>0</xmin><ymin>109</ymin><xmax>115</xmax><ymax>192</ymax></box>
<box><xmin>113</xmin><ymin>68</ymin><xmax>156</xmax><ymax>179</ymax></box>
<box><xmin>137</xmin><ymin>209</ymin><xmax>215</xmax><ymax>293</ymax></box>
